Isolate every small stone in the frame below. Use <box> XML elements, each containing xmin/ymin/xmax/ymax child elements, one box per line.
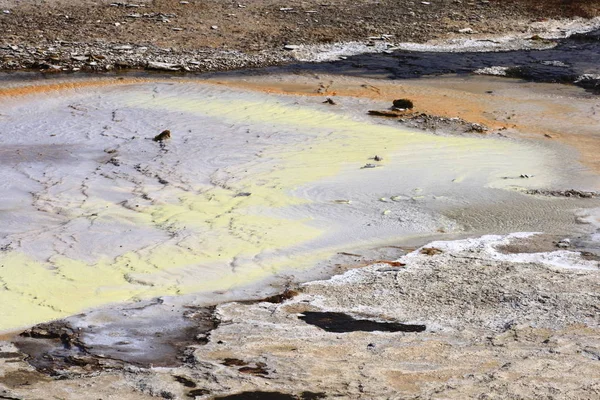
<box><xmin>147</xmin><ymin>61</ymin><xmax>181</xmax><ymax>71</ymax></box>
<box><xmin>361</xmin><ymin>163</ymin><xmax>377</xmax><ymax>169</ymax></box>
<box><xmin>556</xmin><ymin>238</ymin><xmax>571</xmax><ymax>248</ymax></box>
<box><xmin>458</xmin><ymin>27</ymin><xmax>474</xmax><ymax>34</ymax></box>
<box><xmin>172</xmin><ymin>27</ymin><xmax>183</xmax><ymax>31</ymax></box>
<box><xmin>180</xmin><ymin>1</ymin><xmax>189</xmax><ymax>3</ymax></box>
<box><xmin>211</xmin><ymin>25</ymin><xmax>218</xmax><ymax>30</ymax></box>
<box><xmin>392</xmin><ymin>99</ymin><xmax>414</xmax><ymax>109</ymax></box>
<box><xmin>284</xmin><ymin>44</ymin><xmax>300</xmax><ymax>50</ymax></box>
<box><xmin>2</xmin><ymin>9</ymin><xmax>10</xmax><ymax>14</ymax></box>
<box><xmin>153</xmin><ymin>130</ymin><xmax>171</xmax><ymax>142</ymax></box>
<box><xmin>322</xmin><ymin>98</ymin><xmax>336</xmax><ymax>105</ymax></box>
<box><xmin>468</xmin><ymin>123</ymin><xmax>488</xmax><ymax>133</ymax></box>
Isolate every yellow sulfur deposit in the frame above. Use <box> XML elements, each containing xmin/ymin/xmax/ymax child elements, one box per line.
<box><xmin>0</xmin><ymin>80</ymin><xmax>555</xmax><ymax>331</ymax></box>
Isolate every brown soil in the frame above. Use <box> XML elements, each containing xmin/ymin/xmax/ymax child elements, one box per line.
<box><xmin>0</xmin><ymin>0</ymin><xmax>596</xmax><ymax>51</ymax></box>
<box><xmin>1</xmin><ymin>0</ymin><xmax>600</xmax><ymax>73</ymax></box>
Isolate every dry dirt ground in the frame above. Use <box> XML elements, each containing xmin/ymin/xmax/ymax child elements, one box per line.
<box><xmin>0</xmin><ymin>0</ymin><xmax>596</xmax><ymax>50</ymax></box>
<box><xmin>1</xmin><ymin>0</ymin><xmax>600</xmax><ymax>71</ymax></box>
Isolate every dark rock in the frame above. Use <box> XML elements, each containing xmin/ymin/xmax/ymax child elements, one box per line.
<box><xmin>392</xmin><ymin>98</ymin><xmax>414</xmax><ymax>109</ymax></box>
<box><xmin>153</xmin><ymin>130</ymin><xmax>171</xmax><ymax>142</ymax></box>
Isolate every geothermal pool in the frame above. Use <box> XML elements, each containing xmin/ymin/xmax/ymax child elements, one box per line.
<box><xmin>0</xmin><ymin>76</ymin><xmax>598</xmax><ymax>331</ymax></box>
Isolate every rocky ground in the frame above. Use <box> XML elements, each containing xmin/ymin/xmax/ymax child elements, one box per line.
<box><xmin>1</xmin><ymin>0</ymin><xmax>600</xmax><ymax>72</ymax></box>
<box><xmin>0</xmin><ymin>233</ymin><xmax>599</xmax><ymax>399</ymax></box>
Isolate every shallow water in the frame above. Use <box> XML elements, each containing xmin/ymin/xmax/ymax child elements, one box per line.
<box><xmin>0</xmin><ymin>77</ymin><xmax>598</xmax><ymax>331</ymax></box>
<box><xmin>268</xmin><ymin>29</ymin><xmax>600</xmax><ymax>93</ymax></box>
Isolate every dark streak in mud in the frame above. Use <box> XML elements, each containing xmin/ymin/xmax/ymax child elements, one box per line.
<box><xmin>15</xmin><ymin>322</ymin><xmax>109</xmax><ymax>375</ymax></box>
<box><xmin>525</xmin><ymin>189</ymin><xmax>600</xmax><ymax>198</ymax></box>
<box><xmin>214</xmin><ymin>392</ymin><xmax>327</xmax><ymax>400</ymax></box>
<box><xmin>0</xmin><ymin>352</ymin><xmax>22</xmax><ymax>359</ymax></box>
<box><xmin>174</xmin><ymin>375</ymin><xmax>197</xmax><ymax>388</ymax></box>
<box><xmin>187</xmin><ymin>389</ymin><xmax>211</xmax><ymax>398</ymax></box>
<box><xmin>299</xmin><ymin>312</ymin><xmax>426</xmax><ymax>333</ymax></box>
<box><xmin>238</xmin><ymin>288</ymin><xmax>300</xmax><ymax>305</ymax></box>
<box><xmin>14</xmin><ymin>306</ymin><xmax>220</xmax><ymax>375</ymax></box>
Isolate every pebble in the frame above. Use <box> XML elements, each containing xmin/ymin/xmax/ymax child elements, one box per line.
<box><xmin>284</xmin><ymin>44</ymin><xmax>300</xmax><ymax>50</ymax></box>
<box><xmin>147</xmin><ymin>61</ymin><xmax>181</xmax><ymax>71</ymax></box>
<box><xmin>211</xmin><ymin>25</ymin><xmax>218</xmax><ymax>30</ymax></box>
